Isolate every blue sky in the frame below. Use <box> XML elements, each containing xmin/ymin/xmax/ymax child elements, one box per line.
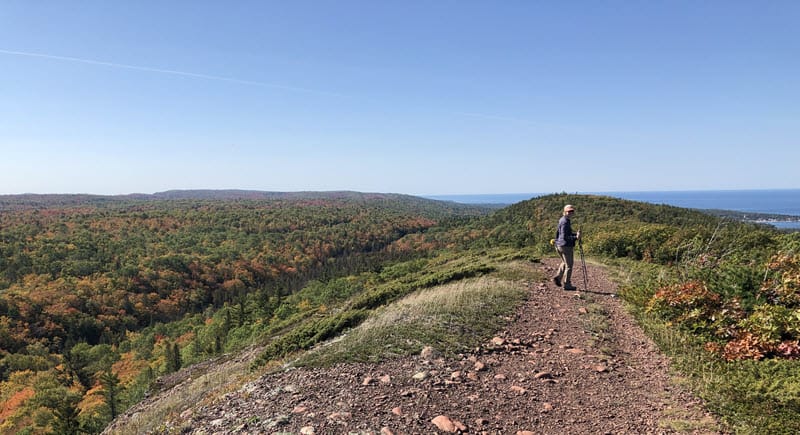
<box><xmin>1</xmin><ymin>1</ymin><xmax>798</xmax><ymax>195</ymax></box>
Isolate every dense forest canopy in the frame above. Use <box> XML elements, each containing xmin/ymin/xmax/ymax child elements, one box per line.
<box><xmin>0</xmin><ymin>192</ymin><xmax>488</xmax><ymax>433</ymax></box>
<box><xmin>0</xmin><ymin>193</ymin><xmax>489</xmax><ymax>346</ymax></box>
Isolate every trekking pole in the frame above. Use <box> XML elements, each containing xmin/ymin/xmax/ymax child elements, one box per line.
<box><xmin>578</xmin><ymin>230</ymin><xmax>588</xmax><ymax>291</ymax></box>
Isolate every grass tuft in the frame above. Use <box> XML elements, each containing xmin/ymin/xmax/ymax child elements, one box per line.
<box><xmin>578</xmin><ymin>299</ymin><xmax>613</xmax><ymax>356</ymax></box>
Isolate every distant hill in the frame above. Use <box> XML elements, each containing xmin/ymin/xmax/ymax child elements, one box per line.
<box><xmin>0</xmin><ymin>190</ymin><xmax>492</xmax><ymax>215</ymax></box>
<box><xmin>147</xmin><ymin>189</ymin><xmax>421</xmax><ymax>201</ymax></box>
<box><xmin>0</xmin><ymin>189</ymin><xmax>411</xmax><ymax>204</ymax></box>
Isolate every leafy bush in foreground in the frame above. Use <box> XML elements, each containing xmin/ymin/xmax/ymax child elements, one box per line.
<box><xmin>760</xmin><ymin>252</ymin><xmax>800</xmax><ymax>307</ymax></box>
<box><xmin>647</xmin><ymin>280</ymin><xmax>722</xmax><ymax>332</ymax></box>
<box><xmin>644</xmin><ymin>251</ymin><xmax>800</xmax><ymax>362</ymax></box>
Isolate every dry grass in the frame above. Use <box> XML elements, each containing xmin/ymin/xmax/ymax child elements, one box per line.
<box><xmin>298</xmin><ymin>276</ymin><xmax>527</xmax><ymax>366</ymax></box>
<box><xmin>103</xmin><ymin>347</ymin><xmax>268</xmax><ymax>435</ymax></box>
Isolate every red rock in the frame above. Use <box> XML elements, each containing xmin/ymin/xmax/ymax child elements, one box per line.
<box><xmin>431</xmin><ymin>415</ymin><xmax>456</xmax><ymax>432</ymax></box>
<box><xmin>327</xmin><ymin>411</ymin><xmax>351</xmax><ymax>422</ymax></box>
<box><xmin>391</xmin><ymin>406</ymin><xmax>404</xmax><ymax>416</ymax></box>
<box><xmin>510</xmin><ymin>385</ymin><xmax>527</xmax><ymax>394</ymax></box>
<box><xmin>473</xmin><ymin>361</ymin><xmax>486</xmax><ymax>371</ymax></box>
<box><xmin>381</xmin><ymin>428</ymin><xmax>395</xmax><ymax>435</ymax></box>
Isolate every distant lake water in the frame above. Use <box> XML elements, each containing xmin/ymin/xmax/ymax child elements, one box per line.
<box><xmin>424</xmin><ymin>189</ymin><xmax>800</xmax><ymax>229</ymax></box>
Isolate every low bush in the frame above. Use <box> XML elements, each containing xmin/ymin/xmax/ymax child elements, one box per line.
<box><xmin>252</xmin><ymin>309</ymin><xmax>369</xmax><ymax>367</ymax></box>
<box><xmin>760</xmin><ymin>252</ymin><xmax>800</xmax><ymax>307</ymax></box>
<box><xmin>647</xmin><ymin>280</ymin><xmax>721</xmax><ymax>332</ymax></box>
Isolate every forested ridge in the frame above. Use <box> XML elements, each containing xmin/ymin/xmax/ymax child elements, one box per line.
<box><xmin>0</xmin><ymin>192</ymin><xmax>488</xmax><ymax>433</ymax></box>
<box><xmin>2</xmin><ymin>192</ymin><xmax>800</xmax><ymax>433</ymax></box>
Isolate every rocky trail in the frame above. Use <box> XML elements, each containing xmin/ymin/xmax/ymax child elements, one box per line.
<box><xmin>112</xmin><ymin>258</ymin><xmax>723</xmax><ymax>434</ymax></box>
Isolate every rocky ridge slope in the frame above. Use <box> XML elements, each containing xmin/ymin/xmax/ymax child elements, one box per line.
<box><xmin>106</xmin><ymin>258</ymin><xmax>722</xmax><ymax>434</ymax></box>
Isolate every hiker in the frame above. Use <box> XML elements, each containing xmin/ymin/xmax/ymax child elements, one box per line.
<box><xmin>553</xmin><ymin>204</ymin><xmax>581</xmax><ymax>290</ymax></box>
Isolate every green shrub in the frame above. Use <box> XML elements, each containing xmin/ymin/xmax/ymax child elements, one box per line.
<box><xmin>252</xmin><ymin>309</ymin><xmax>368</xmax><ymax>367</ymax></box>
<box><xmin>738</xmin><ymin>305</ymin><xmax>800</xmax><ymax>344</ymax></box>
<box><xmin>687</xmin><ymin>262</ymin><xmax>762</xmax><ymax>311</ymax></box>
<box><xmin>349</xmin><ymin>282</ymin><xmax>416</xmax><ymax>311</ymax></box>
<box><xmin>592</xmin><ymin>224</ymin><xmax>679</xmax><ymax>262</ymax></box>
<box><xmin>712</xmin><ymin>359</ymin><xmax>800</xmax><ymax>432</ymax></box>
<box><xmin>760</xmin><ymin>252</ymin><xmax>800</xmax><ymax>307</ymax></box>
<box><xmin>378</xmin><ymin>258</ymin><xmax>428</xmax><ymax>280</ymax></box>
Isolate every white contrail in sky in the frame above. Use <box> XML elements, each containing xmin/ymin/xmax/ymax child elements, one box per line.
<box><xmin>0</xmin><ymin>48</ymin><xmax>348</xmax><ymax>98</ymax></box>
<box><xmin>2</xmin><ymin>49</ymin><xmax>539</xmax><ymax>124</ymax></box>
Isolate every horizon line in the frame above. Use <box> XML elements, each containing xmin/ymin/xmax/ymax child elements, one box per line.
<box><xmin>2</xmin><ymin>187</ymin><xmax>799</xmax><ymax>197</ymax></box>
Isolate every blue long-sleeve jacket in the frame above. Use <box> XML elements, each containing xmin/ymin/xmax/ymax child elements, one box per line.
<box><xmin>555</xmin><ymin>216</ymin><xmax>577</xmax><ymax>247</ymax></box>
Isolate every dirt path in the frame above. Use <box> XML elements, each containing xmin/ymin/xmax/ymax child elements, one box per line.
<box><xmin>140</xmin><ymin>258</ymin><xmax>724</xmax><ymax>434</ymax></box>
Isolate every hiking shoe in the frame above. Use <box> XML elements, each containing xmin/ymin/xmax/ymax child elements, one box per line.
<box><xmin>563</xmin><ymin>283</ymin><xmax>577</xmax><ymax>291</ymax></box>
<box><xmin>552</xmin><ymin>276</ymin><xmax>561</xmax><ymax>287</ymax></box>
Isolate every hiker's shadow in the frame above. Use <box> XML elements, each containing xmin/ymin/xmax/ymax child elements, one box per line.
<box><xmin>580</xmin><ymin>289</ymin><xmax>617</xmax><ymax>296</ymax></box>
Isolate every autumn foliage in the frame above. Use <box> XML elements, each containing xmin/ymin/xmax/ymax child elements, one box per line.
<box><xmin>0</xmin><ymin>194</ymin><xmax>478</xmax><ymax>434</ymax></box>
<box><xmin>648</xmin><ymin>252</ymin><xmax>800</xmax><ymax>361</ymax></box>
